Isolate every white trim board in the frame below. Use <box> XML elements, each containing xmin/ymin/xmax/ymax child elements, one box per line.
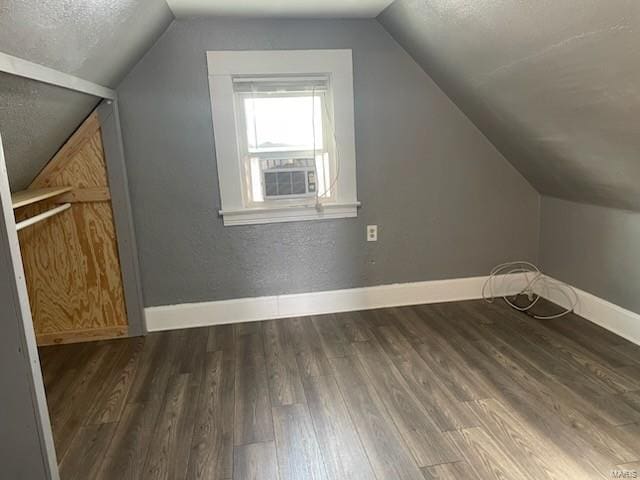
<box><xmin>534</xmin><ymin>276</ymin><xmax>640</xmax><ymax>346</ymax></box>
<box><xmin>0</xmin><ymin>51</ymin><xmax>116</xmax><ymax>99</ymax></box>
<box><xmin>207</xmin><ymin>49</ymin><xmax>359</xmax><ymax>226</ymax></box>
<box><xmin>145</xmin><ymin>273</ymin><xmax>529</xmax><ymax>332</ymax></box>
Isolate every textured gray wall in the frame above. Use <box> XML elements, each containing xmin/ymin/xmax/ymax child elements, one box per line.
<box><xmin>379</xmin><ymin>1</ymin><xmax>640</xmax><ymax>212</ymax></box>
<box><xmin>0</xmin><ymin>74</ymin><xmax>98</xmax><ymax>190</ymax></box>
<box><xmin>0</xmin><ymin>209</ymin><xmax>54</xmax><ymax>480</ymax></box>
<box><xmin>118</xmin><ymin>18</ymin><xmax>539</xmax><ymax>307</ymax></box>
<box><xmin>0</xmin><ymin>0</ymin><xmax>173</xmax><ymax>190</ymax></box>
<box><xmin>540</xmin><ymin>196</ymin><xmax>640</xmax><ymax>314</ymax></box>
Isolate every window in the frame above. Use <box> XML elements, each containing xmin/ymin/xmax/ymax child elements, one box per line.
<box><xmin>207</xmin><ymin>50</ymin><xmax>359</xmax><ymax>226</ymax></box>
<box><xmin>235</xmin><ymin>77</ymin><xmax>333</xmax><ymax>205</ymax></box>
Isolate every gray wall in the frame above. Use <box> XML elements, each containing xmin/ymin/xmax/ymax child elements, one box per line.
<box><xmin>0</xmin><ymin>0</ymin><xmax>173</xmax><ymax>190</ymax></box>
<box><xmin>1</xmin><ymin>136</ymin><xmax>58</xmax><ymax>480</ymax></box>
<box><xmin>379</xmin><ymin>0</ymin><xmax>640</xmax><ymax>212</ymax></box>
<box><xmin>540</xmin><ymin>196</ymin><xmax>640</xmax><ymax>314</ymax></box>
<box><xmin>117</xmin><ymin>18</ymin><xmax>540</xmax><ymax>307</ymax></box>
<box><xmin>0</xmin><ymin>74</ymin><xmax>98</xmax><ymax>190</ymax></box>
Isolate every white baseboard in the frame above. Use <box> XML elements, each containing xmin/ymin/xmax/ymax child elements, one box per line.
<box><xmin>145</xmin><ymin>273</ymin><xmax>640</xmax><ymax>347</ymax></box>
<box><xmin>535</xmin><ymin>276</ymin><xmax>640</xmax><ymax>346</ymax></box>
<box><xmin>145</xmin><ymin>273</ymin><xmax>528</xmax><ymax>332</ymax></box>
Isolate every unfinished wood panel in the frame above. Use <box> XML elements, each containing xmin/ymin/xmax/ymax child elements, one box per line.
<box><xmin>56</xmin><ymin>187</ymin><xmax>111</xmax><ymax>204</ymax></box>
<box><xmin>16</xmin><ymin>111</ymin><xmax>128</xmax><ymax>345</ymax></box>
<box><xmin>11</xmin><ymin>186</ymin><xmax>72</xmax><ymax>209</ymax></box>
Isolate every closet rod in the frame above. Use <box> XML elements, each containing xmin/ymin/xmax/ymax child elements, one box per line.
<box><xmin>16</xmin><ymin>203</ymin><xmax>71</xmax><ymax>232</ymax></box>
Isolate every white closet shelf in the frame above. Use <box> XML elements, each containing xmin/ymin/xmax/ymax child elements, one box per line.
<box><xmin>11</xmin><ymin>187</ymin><xmax>72</xmax><ymax>209</ymax></box>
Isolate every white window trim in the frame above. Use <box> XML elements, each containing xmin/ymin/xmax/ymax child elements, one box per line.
<box><xmin>207</xmin><ymin>49</ymin><xmax>359</xmax><ymax>226</ymax></box>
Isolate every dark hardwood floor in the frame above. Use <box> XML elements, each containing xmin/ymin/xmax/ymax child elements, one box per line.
<box><xmin>39</xmin><ymin>300</ymin><xmax>640</xmax><ymax>479</ymax></box>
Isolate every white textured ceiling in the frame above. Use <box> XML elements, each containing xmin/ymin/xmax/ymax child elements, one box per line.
<box><xmin>166</xmin><ymin>0</ymin><xmax>394</xmax><ymax>18</ymax></box>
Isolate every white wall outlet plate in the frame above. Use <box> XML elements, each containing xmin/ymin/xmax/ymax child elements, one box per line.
<box><xmin>367</xmin><ymin>225</ymin><xmax>378</xmax><ymax>242</ymax></box>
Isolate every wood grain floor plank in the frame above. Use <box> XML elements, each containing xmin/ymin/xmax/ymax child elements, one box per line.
<box><xmin>187</xmin><ymin>351</ymin><xmax>234</xmax><ymax>480</ymax></box>
<box><xmin>479</xmin><ymin>318</ymin><xmax>640</xmax><ymax>427</ymax></box>
<box><xmin>617</xmin><ymin>366</ymin><xmax>640</xmax><ymax>385</ymax></box>
<box><xmin>615</xmin><ymin>422</ymin><xmax>640</xmax><ymax>464</ymax></box>
<box><xmin>543</xmin><ymin>315</ymin><xmax>638</xmax><ymax>369</ymax></box>
<box><xmin>302</xmin><ymin>374</ymin><xmax>376</xmax><ymax>480</ymax></box>
<box><xmin>467</xmin><ymin>398</ymin><xmax>602</xmax><ymax>479</ymax></box>
<box><xmin>330</xmin><ymin>355</ymin><xmax>425</xmax><ymax>480</ymax></box>
<box><xmin>616</xmin><ymin>460</ymin><xmax>640</xmax><ymax>472</ymax></box>
<box><xmin>177</xmin><ymin>327</ymin><xmax>209</xmax><ymax>380</ymax></box>
<box><xmin>372</xmin><ymin>323</ymin><xmax>478</xmax><ymax>431</ymax></box>
<box><xmin>40</xmin><ymin>342</ymin><xmax>88</xmax><ymax>391</ymax></box>
<box><xmin>272</xmin><ymin>403</ymin><xmax>329</xmax><ymax>480</ymax></box>
<box><xmin>263</xmin><ymin>319</ymin><xmax>306</xmax><ymax>407</ymax></box>
<box><xmin>142</xmin><ymin>374</ymin><xmax>199</xmax><ymax>480</ymax></box>
<box><xmin>234</xmin><ymin>441</ymin><xmax>279</xmax><ymax>480</ymax></box>
<box><xmin>86</xmin><ymin>336</ymin><xmax>145</xmax><ymax>424</ymax></box>
<box><xmin>58</xmin><ymin>423</ymin><xmax>116</xmax><ymax>480</ymax></box>
<box><xmin>311</xmin><ymin>314</ymin><xmax>356</xmax><ymax>358</ymax></box>
<box><xmin>235</xmin><ymin>362</ymin><xmax>274</xmax><ymax>446</ymax></box>
<box><xmin>483</xmin><ymin>300</ymin><xmax>640</xmax><ymax>393</ymax></box>
<box><xmin>445</xmin><ymin>426</ymin><xmax>532</xmax><ymax>480</ymax></box>
<box><xmin>235</xmin><ymin>321</ymin><xmax>263</xmax><ymax>337</ymax></box>
<box><xmin>207</xmin><ymin>324</ymin><xmax>234</xmax><ymax>354</ymax></box>
<box><xmin>614</xmin><ymin>343</ymin><xmax>640</xmax><ymax>365</ymax></box>
<box><xmin>468</xmin><ymin>329</ymin><xmax>638</xmax><ymax>466</ymax></box>
<box><xmin>40</xmin><ymin>300</ymin><xmax>640</xmax><ymax>480</ymax></box>
<box><xmin>413</xmin><ymin>303</ymin><xmax>617</xmax><ymax>477</ymax></box>
<box><xmin>621</xmin><ymin>390</ymin><xmax>640</xmax><ymax>413</ymax></box>
<box><xmin>284</xmin><ymin>317</ymin><xmax>333</xmax><ymax>379</ymax></box>
<box><xmin>427</xmin><ymin>303</ymin><xmax>640</xmax><ymax>459</ymax></box>
<box><xmin>50</xmin><ymin>343</ymin><xmax>114</xmax><ymax>459</ymax></box>
<box><xmin>96</xmin><ymin>398</ymin><xmax>163</xmax><ymax>480</ymax></box>
<box><xmin>127</xmin><ymin>331</ymin><xmax>182</xmax><ymax>403</ymax></box>
<box><xmin>236</xmin><ymin>331</ymin><xmax>266</xmax><ymax>369</ymax></box>
<box><xmin>333</xmin><ymin>310</ymin><xmax>372</xmax><ymax>342</ymax></box>
<box><xmin>421</xmin><ymin>462</ymin><xmax>475</xmax><ymax>480</ymax></box>
<box><xmin>354</xmin><ymin>339</ymin><xmax>461</xmax><ymax>466</ymax></box>
<box><xmin>397</xmin><ymin>306</ymin><xmax>494</xmax><ymax>401</ymax></box>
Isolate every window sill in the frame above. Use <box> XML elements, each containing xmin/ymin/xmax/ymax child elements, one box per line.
<box><xmin>219</xmin><ymin>202</ymin><xmax>360</xmax><ymax>226</ymax></box>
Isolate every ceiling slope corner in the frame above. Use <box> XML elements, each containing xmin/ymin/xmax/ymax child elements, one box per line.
<box><xmin>375</xmin><ymin>6</ymin><xmax>542</xmax><ymax>198</ymax></box>
<box><xmin>377</xmin><ymin>0</ymin><xmax>640</xmax><ymax>212</ymax></box>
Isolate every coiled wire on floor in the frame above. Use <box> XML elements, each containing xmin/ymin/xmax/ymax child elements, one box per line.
<box><xmin>482</xmin><ymin>261</ymin><xmax>578</xmax><ymax>320</ymax></box>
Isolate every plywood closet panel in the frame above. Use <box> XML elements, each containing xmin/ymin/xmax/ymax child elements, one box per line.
<box><xmin>16</xmin><ymin>111</ymin><xmax>128</xmax><ymax>346</ymax></box>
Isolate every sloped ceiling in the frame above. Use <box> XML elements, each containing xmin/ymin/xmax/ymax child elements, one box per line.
<box><xmin>0</xmin><ymin>0</ymin><xmax>173</xmax><ymax>190</ymax></box>
<box><xmin>166</xmin><ymin>0</ymin><xmax>394</xmax><ymax>18</ymax></box>
<box><xmin>379</xmin><ymin>0</ymin><xmax>640</xmax><ymax>211</ymax></box>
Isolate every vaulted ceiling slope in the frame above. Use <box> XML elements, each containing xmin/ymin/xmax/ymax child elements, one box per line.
<box><xmin>379</xmin><ymin>0</ymin><xmax>640</xmax><ymax>211</ymax></box>
<box><xmin>166</xmin><ymin>0</ymin><xmax>394</xmax><ymax>18</ymax></box>
<box><xmin>0</xmin><ymin>0</ymin><xmax>173</xmax><ymax>190</ymax></box>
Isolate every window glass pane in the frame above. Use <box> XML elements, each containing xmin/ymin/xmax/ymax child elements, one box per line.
<box><xmin>244</xmin><ymin>96</ymin><xmax>323</xmax><ymax>152</ymax></box>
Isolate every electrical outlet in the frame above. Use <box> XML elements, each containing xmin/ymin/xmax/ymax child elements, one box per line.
<box><xmin>367</xmin><ymin>225</ymin><xmax>378</xmax><ymax>242</ymax></box>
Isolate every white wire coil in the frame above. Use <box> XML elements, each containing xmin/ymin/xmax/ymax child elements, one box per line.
<box><xmin>482</xmin><ymin>261</ymin><xmax>578</xmax><ymax>320</ymax></box>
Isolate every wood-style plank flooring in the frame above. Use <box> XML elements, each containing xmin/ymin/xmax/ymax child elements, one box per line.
<box><xmin>39</xmin><ymin>300</ymin><xmax>640</xmax><ymax>479</ymax></box>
